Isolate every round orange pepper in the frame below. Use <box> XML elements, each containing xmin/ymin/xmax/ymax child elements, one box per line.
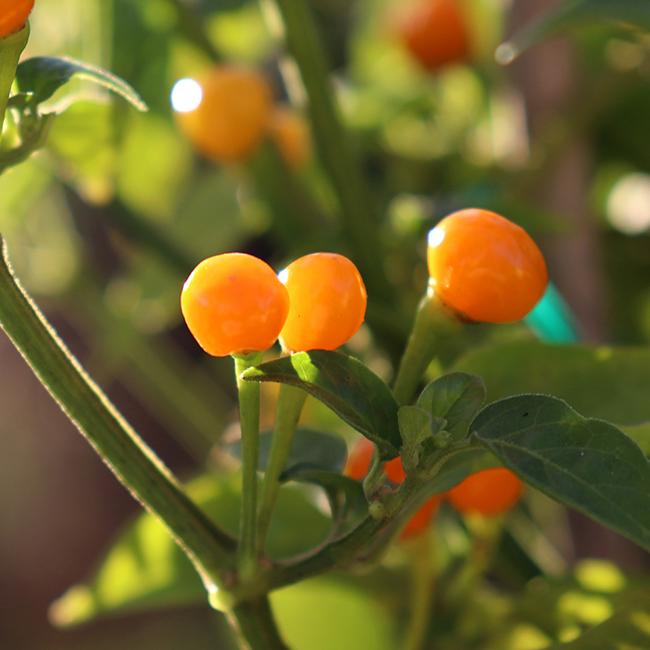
<box><xmin>279</xmin><ymin>253</ymin><xmax>367</xmax><ymax>352</ymax></box>
<box><xmin>396</xmin><ymin>0</ymin><xmax>470</xmax><ymax>73</ymax></box>
<box><xmin>446</xmin><ymin>467</ymin><xmax>523</xmax><ymax>516</ymax></box>
<box><xmin>174</xmin><ymin>67</ymin><xmax>272</xmax><ymax>164</ymax></box>
<box><xmin>427</xmin><ymin>208</ymin><xmax>548</xmax><ymax>323</ymax></box>
<box><xmin>0</xmin><ymin>0</ymin><xmax>34</xmax><ymax>38</ymax></box>
<box><xmin>181</xmin><ymin>253</ymin><xmax>289</xmax><ymax>357</ymax></box>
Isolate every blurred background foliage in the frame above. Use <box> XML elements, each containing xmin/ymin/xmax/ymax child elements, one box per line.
<box><xmin>1</xmin><ymin>0</ymin><xmax>649</xmax><ymax>648</ymax></box>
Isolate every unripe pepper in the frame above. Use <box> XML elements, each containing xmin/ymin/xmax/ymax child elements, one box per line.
<box><xmin>446</xmin><ymin>468</ymin><xmax>523</xmax><ymax>516</ymax></box>
<box><xmin>279</xmin><ymin>253</ymin><xmax>367</xmax><ymax>352</ymax></box>
<box><xmin>345</xmin><ymin>438</ymin><xmax>442</xmax><ymax>540</ymax></box>
<box><xmin>0</xmin><ymin>0</ymin><xmax>34</xmax><ymax>38</ymax></box>
<box><xmin>396</xmin><ymin>0</ymin><xmax>470</xmax><ymax>73</ymax></box>
<box><xmin>174</xmin><ymin>67</ymin><xmax>272</xmax><ymax>164</ymax></box>
<box><xmin>181</xmin><ymin>253</ymin><xmax>289</xmax><ymax>357</ymax></box>
<box><xmin>427</xmin><ymin>208</ymin><xmax>548</xmax><ymax>323</ymax></box>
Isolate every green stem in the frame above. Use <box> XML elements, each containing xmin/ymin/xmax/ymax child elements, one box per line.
<box><xmin>445</xmin><ymin>516</ymin><xmax>503</xmax><ymax>607</ymax></box>
<box><xmin>260</xmin><ymin>0</ymin><xmax>393</xmax><ymax>303</ymax></box>
<box><xmin>0</xmin><ymin>236</ymin><xmax>236</xmax><ymax>591</ymax></box>
<box><xmin>256</xmin><ymin>384</ymin><xmax>307</xmax><ymax>557</ymax></box>
<box><xmin>235</xmin><ymin>352</ymin><xmax>264</xmax><ymax>580</ymax></box>
<box><xmin>403</xmin><ymin>531</ymin><xmax>436</xmax><ymax>650</ymax></box>
<box><xmin>229</xmin><ymin>596</ymin><xmax>288</xmax><ymax>650</ymax></box>
<box><xmin>392</xmin><ymin>288</ymin><xmax>458</xmax><ymax>405</ymax></box>
<box><xmin>0</xmin><ymin>112</ymin><xmax>54</xmax><ymax>173</ymax></box>
<box><xmin>172</xmin><ymin>0</ymin><xmax>222</xmax><ymax>62</ymax></box>
<box><xmin>248</xmin><ymin>141</ymin><xmax>331</xmax><ymax>251</ymax></box>
<box><xmin>269</xmin><ymin>515</ymin><xmax>383</xmax><ymax>589</ymax></box>
<box><xmin>0</xmin><ymin>25</ymin><xmax>29</xmax><ymax>137</ymax></box>
<box><xmin>362</xmin><ymin>449</ymin><xmax>385</xmax><ymax>500</ymax></box>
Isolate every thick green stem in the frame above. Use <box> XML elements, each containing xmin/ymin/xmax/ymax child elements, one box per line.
<box><xmin>392</xmin><ymin>288</ymin><xmax>458</xmax><ymax>405</ymax></box>
<box><xmin>256</xmin><ymin>384</ymin><xmax>307</xmax><ymax>557</ymax></box>
<box><xmin>230</xmin><ymin>596</ymin><xmax>288</xmax><ymax>650</ymax></box>
<box><xmin>0</xmin><ymin>25</ymin><xmax>29</xmax><ymax>136</ymax></box>
<box><xmin>260</xmin><ymin>0</ymin><xmax>393</xmax><ymax>303</ymax></box>
<box><xmin>235</xmin><ymin>353</ymin><xmax>264</xmax><ymax>580</ymax></box>
<box><xmin>0</xmin><ymin>236</ymin><xmax>235</xmax><ymax>591</ymax></box>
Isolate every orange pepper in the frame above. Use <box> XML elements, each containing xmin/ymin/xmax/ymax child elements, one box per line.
<box><xmin>175</xmin><ymin>67</ymin><xmax>272</xmax><ymax>164</ymax></box>
<box><xmin>181</xmin><ymin>253</ymin><xmax>289</xmax><ymax>357</ymax></box>
<box><xmin>279</xmin><ymin>253</ymin><xmax>367</xmax><ymax>352</ymax></box>
<box><xmin>0</xmin><ymin>0</ymin><xmax>34</xmax><ymax>38</ymax></box>
<box><xmin>447</xmin><ymin>467</ymin><xmax>523</xmax><ymax>516</ymax></box>
<box><xmin>427</xmin><ymin>208</ymin><xmax>548</xmax><ymax>323</ymax></box>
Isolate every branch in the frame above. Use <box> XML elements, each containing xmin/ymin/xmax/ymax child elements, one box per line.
<box><xmin>0</xmin><ymin>236</ymin><xmax>236</xmax><ymax>592</ymax></box>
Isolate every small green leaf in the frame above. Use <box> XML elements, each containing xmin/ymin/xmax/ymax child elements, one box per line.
<box><xmin>453</xmin><ymin>341</ymin><xmax>650</xmax><ymax>426</ymax></box>
<box><xmin>281</xmin><ymin>464</ymin><xmax>367</xmax><ymax>535</ymax></box>
<box><xmin>50</xmin><ymin>473</ymin><xmax>330</xmax><ymax>627</ymax></box>
<box><xmin>227</xmin><ymin>428</ymin><xmax>348</xmax><ymax>473</ymax></box>
<box><xmin>497</xmin><ymin>0</ymin><xmax>650</xmax><ymax>64</ymax></box>
<box><xmin>398</xmin><ymin>405</ymin><xmax>436</xmax><ymax>447</ymax></box>
<box><xmin>15</xmin><ymin>56</ymin><xmax>147</xmax><ymax>111</ymax></box>
<box><xmin>398</xmin><ymin>405</ymin><xmax>447</xmax><ymax>475</ymax></box>
<box><xmin>417</xmin><ymin>372</ymin><xmax>486</xmax><ymax>440</ymax></box>
<box><xmin>472</xmin><ymin>395</ymin><xmax>650</xmax><ymax>551</ymax></box>
<box><xmin>243</xmin><ymin>351</ymin><xmax>401</xmax><ymax>459</ymax></box>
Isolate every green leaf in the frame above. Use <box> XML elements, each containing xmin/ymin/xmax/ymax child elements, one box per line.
<box><xmin>398</xmin><ymin>405</ymin><xmax>448</xmax><ymax>476</ymax></box>
<box><xmin>15</xmin><ymin>56</ymin><xmax>147</xmax><ymax>111</ymax></box>
<box><xmin>243</xmin><ymin>351</ymin><xmax>401</xmax><ymax>459</ymax></box>
<box><xmin>417</xmin><ymin>372</ymin><xmax>486</xmax><ymax>440</ymax></box>
<box><xmin>50</xmin><ymin>473</ymin><xmax>330</xmax><ymax>627</ymax></box>
<box><xmin>227</xmin><ymin>428</ymin><xmax>348</xmax><ymax>473</ymax></box>
<box><xmin>497</xmin><ymin>0</ymin><xmax>650</xmax><ymax>64</ymax></box>
<box><xmin>281</xmin><ymin>464</ymin><xmax>367</xmax><ymax>535</ymax></box>
<box><xmin>622</xmin><ymin>423</ymin><xmax>650</xmax><ymax>456</ymax></box>
<box><xmin>472</xmin><ymin>395</ymin><xmax>650</xmax><ymax>551</ymax></box>
<box><xmin>453</xmin><ymin>341</ymin><xmax>650</xmax><ymax>426</ymax></box>
<box><xmin>271</xmin><ymin>576</ymin><xmax>397</xmax><ymax>650</ymax></box>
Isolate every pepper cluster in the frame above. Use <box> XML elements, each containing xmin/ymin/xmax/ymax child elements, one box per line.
<box><xmin>181</xmin><ymin>208</ymin><xmax>547</xmax><ymax>539</ymax></box>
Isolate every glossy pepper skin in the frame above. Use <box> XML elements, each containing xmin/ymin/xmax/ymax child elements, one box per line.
<box><xmin>269</xmin><ymin>106</ymin><xmax>312</xmax><ymax>169</ymax></box>
<box><xmin>279</xmin><ymin>253</ymin><xmax>367</xmax><ymax>352</ymax></box>
<box><xmin>175</xmin><ymin>67</ymin><xmax>272</xmax><ymax>164</ymax></box>
<box><xmin>181</xmin><ymin>253</ymin><xmax>289</xmax><ymax>357</ymax></box>
<box><xmin>0</xmin><ymin>0</ymin><xmax>34</xmax><ymax>38</ymax></box>
<box><xmin>345</xmin><ymin>438</ymin><xmax>442</xmax><ymax>540</ymax></box>
<box><xmin>447</xmin><ymin>468</ymin><xmax>523</xmax><ymax>516</ymax></box>
<box><xmin>396</xmin><ymin>0</ymin><xmax>470</xmax><ymax>73</ymax></box>
<box><xmin>427</xmin><ymin>208</ymin><xmax>548</xmax><ymax>323</ymax></box>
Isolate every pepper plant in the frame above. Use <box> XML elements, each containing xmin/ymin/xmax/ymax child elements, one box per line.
<box><xmin>1</xmin><ymin>1</ymin><xmax>649</xmax><ymax>649</ymax></box>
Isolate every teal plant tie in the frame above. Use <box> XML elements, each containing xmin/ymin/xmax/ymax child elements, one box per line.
<box><xmin>525</xmin><ymin>283</ymin><xmax>579</xmax><ymax>343</ymax></box>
